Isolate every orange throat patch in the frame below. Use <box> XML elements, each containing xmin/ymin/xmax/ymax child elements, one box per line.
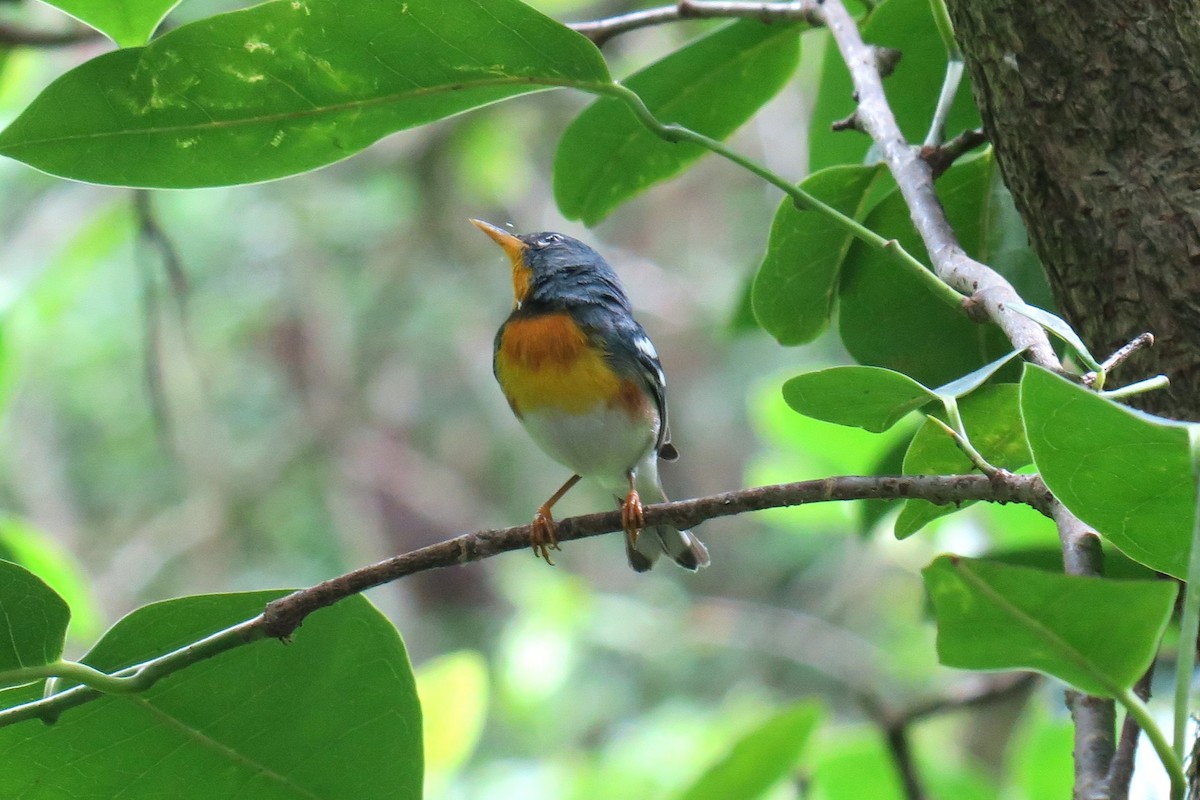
<box><xmin>496</xmin><ymin>313</ymin><xmax>642</xmax><ymax>417</ymax></box>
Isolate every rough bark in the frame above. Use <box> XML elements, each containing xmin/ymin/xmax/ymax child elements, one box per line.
<box><xmin>943</xmin><ymin>1</ymin><xmax>1200</xmax><ymax>418</ymax></box>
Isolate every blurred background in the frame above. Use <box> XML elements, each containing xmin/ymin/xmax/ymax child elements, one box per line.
<box><xmin>0</xmin><ymin>1</ymin><xmax>1079</xmax><ymax>798</ymax></box>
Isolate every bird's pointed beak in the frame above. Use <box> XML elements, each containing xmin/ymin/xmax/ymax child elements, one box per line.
<box><xmin>470</xmin><ymin>218</ymin><xmax>526</xmax><ymax>264</ymax></box>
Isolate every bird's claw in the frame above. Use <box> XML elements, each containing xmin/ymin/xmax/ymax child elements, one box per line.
<box><xmin>621</xmin><ymin>489</ymin><xmax>645</xmax><ymax>548</ymax></box>
<box><xmin>531</xmin><ymin>506</ymin><xmax>561</xmax><ymax>566</ymax></box>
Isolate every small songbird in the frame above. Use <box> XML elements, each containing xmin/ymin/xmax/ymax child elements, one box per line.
<box><xmin>471</xmin><ymin>219</ymin><xmax>710</xmax><ymax>572</ymax></box>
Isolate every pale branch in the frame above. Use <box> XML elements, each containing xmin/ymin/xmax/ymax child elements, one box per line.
<box><xmin>817</xmin><ymin>0</ymin><xmax>1058</xmax><ymax>371</ymax></box>
<box><xmin>569</xmin><ymin>0</ymin><xmax>821</xmax><ymax>46</ymax></box>
<box><xmin>0</xmin><ymin>472</ymin><xmax>1051</xmax><ymax>729</ymax></box>
<box><xmin>813</xmin><ymin>1</ymin><xmax>1122</xmax><ymax>792</ymax></box>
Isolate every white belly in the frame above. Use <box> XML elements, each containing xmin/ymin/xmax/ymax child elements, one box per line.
<box><xmin>520</xmin><ymin>403</ymin><xmax>658</xmax><ymax>489</ymax></box>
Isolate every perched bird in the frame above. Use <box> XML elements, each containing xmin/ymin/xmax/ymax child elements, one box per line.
<box><xmin>471</xmin><ymin>219</ymin><xmax>709</xmax><ymax>572</ymax></box>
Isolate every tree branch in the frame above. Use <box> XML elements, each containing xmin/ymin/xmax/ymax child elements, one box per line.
<box><xmin>817</xmin><ymin>0</ymin><xmax>1057</xmax><ymax>370</ymax></box>
<box><xmin>0</xmin><ymin>22</ymin><xmax>102</xmax><ymax>47</ymax></box>
<box><xmin>861</xmin><ymin>672</ymin><xmax>1037</xmax><ymax>800</ymax></box>
<box><xmin>0</xmin><ymin>472</ymin><xmax>1051</xmax><ymax>729</ymax></box>
<box><xmin>569</xmin><ymin>0</ymin><xmax>821</xmax><ymax>47</ymax></box>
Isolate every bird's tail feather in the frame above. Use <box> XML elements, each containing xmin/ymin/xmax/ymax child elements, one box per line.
<box><xmin>624</xmin><ymin>461</ymin><xmax>710</xmax><ymax>572</ymax></box>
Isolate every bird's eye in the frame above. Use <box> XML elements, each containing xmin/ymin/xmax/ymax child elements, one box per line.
<box><xmin>538</xmin><ymin>233</ymin><xmax>563</xmax><ymax>247</ymax></box>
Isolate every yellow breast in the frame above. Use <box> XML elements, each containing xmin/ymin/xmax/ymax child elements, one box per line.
<box><xmin>495</xmin><ymin>313</ymin><xmax>623</xmax><ymax>415</ymax></box>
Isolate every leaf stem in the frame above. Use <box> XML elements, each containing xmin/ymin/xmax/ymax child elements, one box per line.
<box><xmin>1101</xmin><ymin>375</ymin><xmax>1170</xmax><ymax>400</ymax></box>
<box><xmin>1121</xmin><ymin>685</ymin><xmax>1185</xmax><ymax>800</ymax></box>
<box><xmin>0</xmin><ymin>661</ymin><xmax>143</xmax><ymax>695</ymax></box>
<box><xmin>596</xmin><ymin>82</ymin><xmax>966</xmax><ymax>311</ymax></box>
<box><xmin>923</xmin><ymin>0</ymin><xmax>963</xmax><ymax>147</ymax></box>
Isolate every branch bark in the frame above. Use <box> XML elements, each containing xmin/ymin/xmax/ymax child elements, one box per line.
<box><xmin>0</xmin><ymin>472</ymin><xmax>1051</xmax><ymax>729</ymax></box>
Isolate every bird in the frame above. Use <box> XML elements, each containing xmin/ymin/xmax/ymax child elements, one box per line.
<box><xmin>471</xmin><ymin>219</ymin><xmax>710</xmax><ymax>572</ymax></box>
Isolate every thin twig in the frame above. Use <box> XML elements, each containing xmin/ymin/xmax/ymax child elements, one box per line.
<box><xmin>569</xmin><ymin>0</ymin><xmax>821</xmax><ymax>46</ymax></box>
<box><xmin>860</xmin><ymin>672</ymin><xmax>1037</xmax><ymax>800</ymax></box>
<box><xmin>0</xmin><ymin>472</ymin><xmax>1053</xmax><ymax>729</ymax></box>
<box><xmin>920</xmin><ymin>127</ymin><xmax>987</xmax><ymax>179</ymax></box>
<box><xmin>1082</xmin><ymin>332</ymin><xmax>1155</xmax><ymax>387</ymax></box>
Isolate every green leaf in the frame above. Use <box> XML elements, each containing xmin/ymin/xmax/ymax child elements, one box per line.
<box><xmin>0</xmin><ymin>517</ymin><xmax>100</xmax><ymax>642</ymax></box>
<box><xmin>810</xmin><ymin>728</ymin><xmax>905</xmax><ymax>800</ymax></box>
<box><xmin>0</xmin><ymin>0</ymin><xmax>609</xmax><ymax>188</ymax></box>
<box><xmin>0</xmin><ymin>560</ymin><xmax>69</xmax><ymax>674</ymax></box>
<box><xmin>417</xmin><ymin>650</ymin><xmax>489</xmax><ymax>782</ymax></box>
<box><xmin>1007</xmin><ymin>702</ymin><xmax>1073</xmax><ymax>800</ymax></box>
<box><xmin>838</xmin><ymin>151</ymin><xmax>1012</xmax><ymax>386</ymax></box>
<box><xmin>0</xmin><ymin>592</ymin><xmax>423</xmax><ymax>799</ymax></box>
<box><xmin>555</xmin><ymin>20</ymin><xmax>800</xmax><ymax>225</ymax></box>
<box><xmin>782</xmin><ymin>365</ymin><xmax>935</xmax><ymax>432</ymax></box>
<box><xmin>1021</xmin><ymin>364</ymin><xmax>1195</xmax><ymax>578</ymax></box>
<box><xmin>1008</xmin><ymin>302</ymin><xmax>1101</xmax><ymax>370</ymax></box>
<box><xmin>932</xmin><ymin>349</ymin><xmax>1023</xmax><ymax>401</ymax></box>
<box><xmin>44</xmin><ymin>0</ymin><xmax>179</xmax><ymax>47</ymax></box>
<box><xmin>808</xmin><ymin>0</ymin><xmax>980</xmax><ymax>171</ymax></box>
<box><xmin>895</xmin><ymin>384</ymin><xmax>1030</xmax><ymax>537</ymax></box>
<box><xmin>753</xmin><ymin>164</ymin><xmax>890</xmax><ymax>345</ymax></box>
<box><xmin>675</xmin><ymin>701</ymin><xmax>822</xmax><ymax>800</ymax></box>
<box><xmin>924</xmin><ymin>555</ymin><xmax>1176</xmax><ymax>697</ymax></box>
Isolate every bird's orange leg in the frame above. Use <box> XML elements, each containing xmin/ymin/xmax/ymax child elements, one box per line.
<box><xmin>620</xmin><ymin>471</ymin><xmax>645</xmax><ymax>550</ymax></box>
<box><xmin>532</xmin><ymin>474</ymin><xmax>581</xmax><ymax>565</ymax></box>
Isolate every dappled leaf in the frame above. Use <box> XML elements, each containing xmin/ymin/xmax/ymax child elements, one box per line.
<box><xmin>782</xmin><ymin>365</ymin><xmax>935</xmax><ymax>432</ymax></box>
<box><xmin>1021</xmin><ymin>365</ymin><xmax>1194</xmax><ymax>578</ymax></box>
<box><xmin>555</xmin><ymin>20</ymin><xmax>800</xmax><ymax>224</ymax></box>
<box><xmin>43</xmin><ymin>0</ymin><xmax>178</xmax><ymax>47</ymax></box>
<box><xmin>924</xmin><ymin>556</ymin><xmax>1175</xmax><ymax>696</ymax></box>
<box><xmin>753</xmin><ymin>164</ymin><xmax>889</xmax><ymax>345</ymax></box>
<box><xmin>0</xmin><ymin>560</ymin><xmax>69</xmax><ymax>676</ymax></box>
<box><xmin>0</xmin><ymin>592</ymin><xmax>422</xmax><ymax>799</ymax></box>
<box><xmin>0</xmin><ymin>0</ymin><xmax>609</xmax><ymax>187</ymax></box>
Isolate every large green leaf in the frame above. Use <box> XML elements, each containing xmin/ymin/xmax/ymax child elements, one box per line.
<box><xmin>753</xmin><ymin>164</ymin><xmax>890</xmax><ymax>345</ymax></box>
<box><xmin>838</xmin><ymin>151</ymin><xmax>1013</xmax><ymax>386</ymax></box>
<box><xmin>0</xmin><ymin>560</ymin><xmax>69</xmax><ymax>675</ymax></box>
<box><xmin>0</xmin><ymin>592</ymin><xmax>423</xmax><ymax>799</ymax></box>
<box><xmin>675</xmin><ymin>701</ymin><xmax>821</xmax><ymax>800</ymax></box>
<box><xmin>555</xmin><ymin>20</ymin><xmax>800</xmax><ymax>225</ymax></box>
<box><xmin>44</xmin><ymin>0</ymin><xmax>179</xmax><ymax>47</ymax></box>
<box><xmin>1020</xmin><ymin>364</ymin><xmax>1194</xmax><ymax>578</ymax></box>
<box><xmin>895</xmin><ymin>384</ymin><xmax>1030</xmax><ymax>537</ymax></box>
<box><xmin>0</xmin><ymin>0</ymin><xmax>609</xmax><ymax>188</ymax></box>
<box><xmin>924</xmin><ymin>556</ymin><xmax>1176</xmax><ymax>697</ymax></box>
<box><xmin>782</xmin><ymin>365</ymin><xmax>935</xmax><ymax>432</ymax></box>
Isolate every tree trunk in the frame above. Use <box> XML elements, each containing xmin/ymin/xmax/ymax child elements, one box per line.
<box><xmin>943</xmin><ymin>0</ymin><xmax>1200</xmax><ymax>419</ymax></box>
